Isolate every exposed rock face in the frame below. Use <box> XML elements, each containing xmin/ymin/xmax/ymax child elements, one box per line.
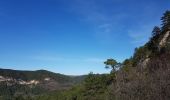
<box><xmin>159</xmin><ymin>31</ymin><xmax>170</xmax><ymax>46</ymax></box>
<box><xmin>0</xmin><ymin>75</ymin><xmax>73</xmax><ymax>91</ymax></box>
<box><xmin>142</xmin><ymin>58</ymin><xmax>150</xmax><ymax>68</ymax></box>
<box><xmin>19</xmin><ymin>80</ymin><xmax>39</xmax><ymax>85</ymax></box>
<box><xmin>44</xmin><ymin>77</ymin><xmax>50</xmax><ymax>81</ymax></box>
<box><xmin>0</xmin><ymin>75</ymin><xmax>39</xmax><ymax>85</ymax></box>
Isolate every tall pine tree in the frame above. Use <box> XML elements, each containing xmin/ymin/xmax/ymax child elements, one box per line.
<box><xmin>161</xmin><ymin>10</ymin><xmax>170</xmax><ymax>31</ymax></box>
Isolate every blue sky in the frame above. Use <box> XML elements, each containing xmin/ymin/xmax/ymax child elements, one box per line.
<box><xmin>0</xmin><ymin>0</ymin><xmax>170</xmax><ymax>75</ymax></box>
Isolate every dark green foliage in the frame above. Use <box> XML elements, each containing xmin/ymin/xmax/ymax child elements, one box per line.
<box><xmin>0</xmin><ymin>69</ymin><xmax>71</xmax><ymax>82</ymax></box>
<box><xmin>0</xmin><ymin>82</ymin><xmax>46</xmax><ymax>100</ymax></box>
<box><xmin>161</xmin><ymin>10</ymin><xmax>170</xmax><ymax>31</ymax></box>
<box><xmin>0</xmin><ymin>69</ymin><xmax>86</xmax><ymax>100</ymax></box>
<box><xmin>147</xmin><ymin>26</ymin><xmax>161</xmax><ymax>54</ymax></box>
<box><xmin>132</xmin><ymin>46</ymin><xmax>151</xmax><ymax>66</ymax></box>
<box><xmin>152</xmin><ymin>26</ymin><xmax>161</xmax><ymax>37</ymax></box>
<box><xmin>104</xmin><ymin>59</ymin><xmax>121</xmax><ymax>72</ymax></box>
<box><xmin>121</xmin><ymin>58</ymin><xmax>133</xmax><ymax>72</ymax></box>
<box><xmin>83</xmin><ymin>73</ymin><xmax>112</xmax><ymax>95</ymax></box>
<box><xmin>34</xmin><ymin>73</ymin><xmax>114</xmax><ymax>100</ymax></box>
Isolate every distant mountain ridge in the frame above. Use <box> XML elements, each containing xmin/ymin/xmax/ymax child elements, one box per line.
<box><xmin>0</xmin><ymin>68</ymin><xmax>86</xmax><ymax>85</ymax></box>
<box><xmin>0</xmin><ymin>68</ymin><xmax>71</xmax><ymax>81</ymax></box>
<box><xmin>0</xmin><ymin>68</ymin><xmax>86</xmax><ymax>99</ymax></box>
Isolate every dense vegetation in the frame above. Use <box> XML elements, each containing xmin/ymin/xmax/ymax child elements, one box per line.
<box><xmin>0</xmin><ymin>69</ymin><xmax>75</xmax><ymax>82</ymax></box>
<box><xmin>0</xmin><ymin>69</ymin><xmax>85</xmax><ymax>100</ymax></box>
<box><xmin>0</xmin><ymin>10</ymin><xmax>170</xmax><ymax>100</ymax></box>
<box><xmin>34</xmin><ymin>10</ymin><xmax>170</xmax><ymax>100</ymax></box>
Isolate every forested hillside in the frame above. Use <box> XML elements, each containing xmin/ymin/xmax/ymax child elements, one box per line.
<box><xmin>0</xmin><ymin>10</ymin><xmax>170</xmax><ymax>100</ymax></box>
<box><xmin>0</xmin><ymin>69</ymin><xmax>86</xmax><ymax>100</ymax></box>
<box><xmin>34</xmin><ymin>10</ymin><xmax>170</xmax><ymax>100</ymax></box>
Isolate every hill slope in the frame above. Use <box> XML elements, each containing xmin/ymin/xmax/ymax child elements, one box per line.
<box><xmin>1</xmin><ymin>10</ymin><xmax>170</xmax><ymax>100</ymax></box>
<box><xmin>34</xmin><ymin>10</ymin><xmax>170</xmax><ymax>100</ymax></box>
<box><xmin>0</xmin><ymin>68</ymin><xmax>86</xmax><ymax>99</ymax></box>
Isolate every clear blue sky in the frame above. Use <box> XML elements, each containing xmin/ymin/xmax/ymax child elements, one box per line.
<box><xmin>0</xmin><ymin>0</ymin><xmax>170</xmax><ymax>75</ymax></box>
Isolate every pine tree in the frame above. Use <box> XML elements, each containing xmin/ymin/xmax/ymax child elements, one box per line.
<box><xmin>152</xmin><ymin>26</ymin><xmax>161</xmax><ymax>37</ymax></box>
<box><xmin>104</xmin><ymin>59</ymin><xmax>121</xmax><ymax>72</ymax></box>
<box><xmin>161</xmin><ymin>10</ymin><xmax>170</xmax><ymax>31</ymax></box>
<box><xmin>147</xmin><ymin>26</ymin><xmax>161</xmax><ymax>53</ymax></box>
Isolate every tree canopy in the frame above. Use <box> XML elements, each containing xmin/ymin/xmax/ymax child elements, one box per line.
<box><xmin>161</xmin><ymin>10</ymin><xmax>170</xmax><ymax>31</ymax></box>
<box><xmin>104</xmin><ymin>58</ymin><xmax>121</xmax><ymax>72</ymax></box>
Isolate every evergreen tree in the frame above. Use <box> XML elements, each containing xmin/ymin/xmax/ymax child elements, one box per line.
<box><xmin>104</xmin><ymin>58</ymin><xmax>121</xmax><ymax>72</ymax></box>
<box><xmin>161</xmin><ymin>10</ymin><xmax>170</xmax><ymax>31</ymax></box>
<box><xmin>152</xmin><ymin>26</ymin><xmax>161</xmax><ymax>37</ymax></box>
<box><xmin>147</xmin><ymin>26</ymin><xmax>161</xmax><ymax>53</ymax></box>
